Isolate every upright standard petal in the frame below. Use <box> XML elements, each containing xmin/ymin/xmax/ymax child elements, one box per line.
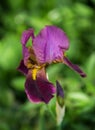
<box><xmin>33</xmin><ymin>26</ymin><xmax>69</xmax><ymax>64</ymax></box>
<box><xmin>21</xmin><ymin>29</ymin><xmax>35</xmax><ymax>64</ymax></box>
<box><xmin>25</xmin><ymin>69</ymin><xmax>56</xmax><ymax>104</ymax></box>
<box><xmin>21</xmin><ymin>28</ymin><xmax>34</xmax><ymax>45</ymax></box>
<box><xmin>63</xmin><ymin>56</ymin><xmax>86</xmax><ymax>77</ymax></box>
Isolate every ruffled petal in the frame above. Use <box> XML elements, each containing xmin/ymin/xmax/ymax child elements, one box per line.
<box><xmin>25</xmin><ymin>69</ymin><xmax>56</xmax><ymax>104</ymax></box>
<box><xmin>17</xmin><ymin>60</ymin><xmax>28</xmax><ymax>75</ymax></box>
<box><xmin>33</xmin><ymin>26</ymin><xmax>69</xmax><ymax>64</ymax></box>
<box><xmin>63</xmin><ymin>56</ymin><xmax>86</xmax><ymax>77</ymax></box>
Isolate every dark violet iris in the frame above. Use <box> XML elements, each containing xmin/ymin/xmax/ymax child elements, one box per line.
<box><xmin>17</xmin><ymin>25</ymin><xmax>86</xmax><ymax>104</ymax></box>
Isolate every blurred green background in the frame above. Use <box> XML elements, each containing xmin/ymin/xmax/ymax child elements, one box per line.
<box><xmin>0</xmin><ymin>0</ymin><xmax>95</xmax><ymax>130</ymax></box>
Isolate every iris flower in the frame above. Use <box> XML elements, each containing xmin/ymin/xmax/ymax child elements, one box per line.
<box><xmin>17</xmin><ymin>25</ymin><xmax>86</xmax><ymax>104</ymax></box>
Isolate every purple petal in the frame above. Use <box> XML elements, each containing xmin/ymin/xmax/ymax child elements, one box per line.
<box><xmin>25</xmin><ymin>70</ymin><xmax>56</xmax><ymax>104</ymax></box>
<box><xmin>63</xmin><ymin>56</ymin><xmax>86</xmax><ymax>77</ymax></box>
<box><xmin>17</xmin><ymin>60</ymin><xmax>28</xmax><ymax>75</ymax></box>
<box><xmin>21</xmin><ymin>28</ymin><xmax>34</xmax><ymax>45</ymax></box>
<box><xmin>33</xmin><ymin>26</ymin><xmax>69</xmax><ymax>64</ymax></box>
<box><xmin>21</xmin><ymin>28</ymin><xmax>35</xmax><ymax>64</ymax></box>
<box><xmin>22</xmin><ymin>46</ymin><xmax>30</xmax><ymax>65</ymax></box>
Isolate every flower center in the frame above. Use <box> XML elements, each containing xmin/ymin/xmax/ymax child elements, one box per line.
<box><xmin>26</xmin><ymin>60</ymin><xmax>46</xmax><ymax>80</ymax></box>
<box><xmin>32</xmin><ymin>66</ymin><xmax>41</xmax><ymax>80</ymax></box>
<box><xmin>32</xmin><ymin>64</ymin><xmax>46</xmax><ymax>80</ymax></box>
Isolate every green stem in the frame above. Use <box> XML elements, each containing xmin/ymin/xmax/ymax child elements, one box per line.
<box><xmin>56</xmin><ymin>125</ymin><xmax>62</xmax><ymax>130</ymax></box>
<box><xmin>46</xmin><ymin>105</ymin><xmax>56</xmax><ymax>121</ymax></box>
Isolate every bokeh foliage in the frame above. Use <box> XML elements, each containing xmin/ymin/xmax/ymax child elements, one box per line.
<box><xmin>0</xmin><ymin>0</ymin><xmax>95</xmax><ymax>130</ymax></box>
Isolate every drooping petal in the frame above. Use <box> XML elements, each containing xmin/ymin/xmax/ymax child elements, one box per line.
<box><xmin>33</xmin><ymin>26</ymin><xmax>69</xmax><ymax>64</ymax></box>
<box><xmin>63</xmin><ymin>56</ymin><xmax>86</xmax><ymax>77</ymax></box>
<box><xmin>17</xmin><ymin>60</ymin><xmax>28</xmax><ymax>75</ymax></box>
<box><xmin>25</xmin><ymin>69</ymin><xmax>56</xmax><ymax>104</ymax></box>
<box><xmin>21</xmin><ymin>28</ymin><xmax>35</xmax><ymax>64</ymax></box>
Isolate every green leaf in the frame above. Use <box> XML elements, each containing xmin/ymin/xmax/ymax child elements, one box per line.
<box><xmin>67</xmin><ymin>92</ymin><xmax>91</xmax><ymax>108</ymax></box>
